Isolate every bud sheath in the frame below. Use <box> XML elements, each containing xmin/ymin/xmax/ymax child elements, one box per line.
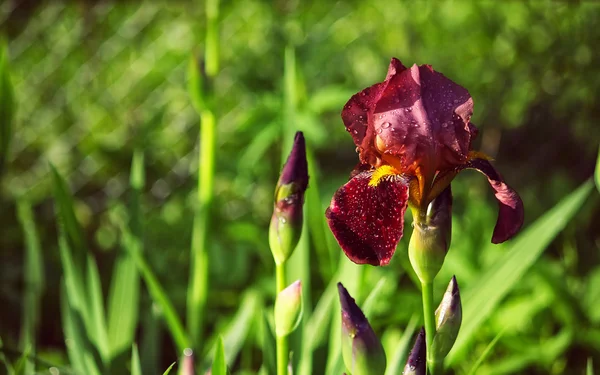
<box><xmin>274</xmin><ymin>280</ymin><xmax>303</xmax><ymax>337</ymax></box>
<box><xmin>408</xmin><ymin>186</ymin><xmax>452</xmax><ymax>283</ymax></box>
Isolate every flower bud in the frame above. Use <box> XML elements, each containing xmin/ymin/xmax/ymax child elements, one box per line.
<box><xmin>431</xmin><ymin>276</ymin><xmax>462</xmax><ymax>361</ymax></box>
<box><xmin>402</xmin><ymin>328</ymin><xmax>426</xmax><ymax>375</ymax></box>
<box><xmin>408</xmin><ymin>186</ymin><xmax>452</xmax><ymax>283</ymax></box>
<box><xmin>274</xmin><ymin>280</ymin><xmax>303</xmax><ymax>337</ymax></box>
<box><xmin>337</xmin><ymin>283</ymin><xmax>386</xmax><ymax>375</ymax></box>
<box><xmin>269</xmin><ymin>132</ymin><xmax>309</xmax><ymax>265</ymax></box>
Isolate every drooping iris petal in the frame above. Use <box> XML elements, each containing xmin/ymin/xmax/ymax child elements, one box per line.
<box><xmin>326</xmin><ymin>170</ymin><xmax>409</xmax><ymax>266</ymax></box>
<box><xmin>464</xmin><ymin>158</ymin><xmax>524</xmax><ymax>243</ymax></box>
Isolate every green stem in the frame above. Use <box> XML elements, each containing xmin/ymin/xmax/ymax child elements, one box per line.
<box><xmin>421</xmin><ymin>281</ymin><xmax>440</xmax><ymax>375</ymax></box>
<box><xmin>187</xmin><ymin>109</ymin><xmax>216</xmax><ymax>348</ymax></box>
<box><xmin>276</xmin><ymin>263</ymin><xmax>289</xmax><ymax>375</ymax></box>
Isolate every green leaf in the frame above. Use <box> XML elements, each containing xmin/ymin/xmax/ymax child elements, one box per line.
<box><xmin>447</xmin><ymin>180</ymin><xmax>594</xmax><ymax>365</ymax></box>
<box><xmin>204</xmin><ymin>291</ymin><xmax>261</xmax><ymax>368</ymax></box>
<box><xmin>107</xmin><ymin>152</ymin><xmax>143</xmax><ymax>358</ymax></box>
<box><xmin>162</xmin><ymin>362</ymin><xmax>176</xmax><ymax>375</ymax></box>
<box><xmin>466</xmin><ymin>329</ymin><xmax>506</xmax><ymax>375</ymax></box>
<box><xmin>0</xmin><ymin>38</ymin><xmax>14</xmax><ymax>176</ymax></box>
<box><xmin>384</xmin><ymin>316</ymin><xmax>418</xmax><ymax>375</ymax></box>
<box><xmin>595</xmin><ymin>146</ymin><xmax>600</xmax><ymax>193</ymax></box>
<box><xmin>261</xmin><ymin>313</ymin><xmax>276</xmax><ymax>375</ymax></box>
<box><xmin>211</xmin><ymin>337</ymin><xmax>227</xmax><ymax>375</ymax></box>
<box><xmin>86</xmin><ymin>255</ymin><xmax>110</xmax><ymax>363</ymax></box>
<box><xmin>50</xmin><ymin>164</ymin><xmax>87</xmax><ymax>267</ymax></box>
<box><xmin>16</xmin><ymin>200</ymin><xmax>44</xmax><ymax>375</ymax></box>
<box><xmin>587</xmin><ymin>358</ymin><xmax>594</xmax><ymax>375</ymax></box>
<box><xmin>131</xmin><ymin>344</ymin><xmax>142</xmax><ymax>375</ymax></box>
<box><xmin>118</xmin><ymin>216</ymin><xmax>189</xmax><ymax>352</ymax></box>
<box><xmin>60</xmin><ymin>284</ymin><xmax>103</xmax><ymax>375</ymax></box>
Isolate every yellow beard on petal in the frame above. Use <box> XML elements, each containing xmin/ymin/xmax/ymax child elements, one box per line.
<box><xmin>368</xmin><ymin>165</ymin><xmax>401</xmax><ymax>187</ymax></box>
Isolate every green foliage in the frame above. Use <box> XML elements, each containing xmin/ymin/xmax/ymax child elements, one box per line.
<box><xmin>0</xmin><ymin>2</ymin><xmax>598</xmax><ymax>375</ymax></box>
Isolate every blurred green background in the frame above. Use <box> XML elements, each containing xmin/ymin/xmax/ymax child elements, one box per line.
<box><xmin>0</xmin><ymin>1</ymin><xmax>599</xmax><ymax>374</ymax></box>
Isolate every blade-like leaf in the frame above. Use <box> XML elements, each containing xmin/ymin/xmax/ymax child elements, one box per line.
<box><xmin>86</xmin><ymin>255</ymin><xmax>109</xmax><ymax>363</ymax></box>
<box><xmin>162</xmin><ymin>362</ymin><xmax>176</xmax><ymax>375</ymax></box>
<box><xmin>203</xmin><ymin>291</ymin><xmax>261</xmax><ymax>368</ymax></box>
<box><xmin>131</xmin><ymin>344</ymin><xmax>142</xmax><ymax>375</ymax></box>
<box><xmin>0</xmin><ymin>38</ymin><xmax>14</xmax><ymax>176</ymax></box>
<box><xmin>261</xmin><ymin>313</ymin><xmax>276</xmax><ymax>375</ymax></box>
<box><xmin>595</xmin><ymin>146</ymin><xmax>600</xmax><ymax>193</ymax></box>
<box><xmin>50</xmin><ymin>164</ymin><xmax>87</xmax><ymax>266</ymax></box>
<box><xmin>587</xmin><ymin>358</ymin><xmax>594</xmax><ymax>375</ymax></box>
<box><xmin>447</xmin><ymin>180</ymin><xmax>594</xmax><ymax>365</ymax></box>
<box><xmin>119</xmin><ymin>220</ymin><xmax>189</xmax><ymax>352</ymax></box>
<box><xmin>107</xmin><ymin>151</ymin><xmax>143</xmax><ymax>358</ymax></box>
<box><xmin>16</xmin><ymin>201</ymin><xmax>44</xmax><ymax>375</ymax></box>
<box><xmin>466</xmin><ymin>329</ymin><xmax>506</xmax><ymax>375</ymax></box>
<box><xmin>384</xmin><ymin>316</ymin><xmax>418</xmax><ymax>375</ymax></box>
<box><xmin>211</xmin><ymin>337</ymin><xmax>227</xmax><ymax>375</ymax></box>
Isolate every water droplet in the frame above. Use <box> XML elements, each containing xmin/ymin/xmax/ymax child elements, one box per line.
<box><xmin>352</xmin><ymin>129</ymin><xmax>358</xmax><ymax>135</ymax></box>
<box><xmin>382</xmin><ymin>122</ymin><xmax>391</xmax><ymax>129</ymax></box>
<box><xmin>441</xmin><ymin>121</ymin><xmax>448</xmax><ymax>128</ymax></box>
<box><xmin>279</xmin><ymin>217</ymin><xmax>287</xmax><ymax>224</ymax></box>
<box><xmin>355</xmin><ymin>146</ymin><xmax>362</xmax><ymax>153</ymax></box>
<box><xmin>405</xmin><ymin>107</ymin><xmax>413</xmax><ymax>112</ymax></box>
<box><xmin>376</xmin><ymin>128</ymin><xmax>383</xmax><ymax>134</ymax></box>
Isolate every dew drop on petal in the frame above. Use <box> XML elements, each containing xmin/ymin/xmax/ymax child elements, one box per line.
<box><xmin>382</xmin><ymin>122</ymin><xmax>391</xmax><ymax>129</ymax></box>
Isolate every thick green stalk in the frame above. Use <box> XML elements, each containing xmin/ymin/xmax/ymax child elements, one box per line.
<box><xmin>276</xmin><ymin>263</ymin><xmax>288</xmax><ymax>375</ymax></box>
<box><xmin>421</xmin><ymin>281</ymin><xmax>440</xmax><ymax>375</ymax></box>
<box><xmin>187</xmin><ymin>109</ymin><xmax>216</xmax><ymax>347</ymax></box>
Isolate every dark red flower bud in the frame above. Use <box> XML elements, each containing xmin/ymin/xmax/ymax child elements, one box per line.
<box><xmin>403</xmin><ymin>328</ymin><xmax>426</xmax><ymax>375</ymax></box>
<box><xmin>270</xmin><ymin>132</ymin><xmax>309</xmax><ymax>264</ymax></box>
<box><xmin>338</xmin><ymin>283</ymin><xmax>386</xmax><ymax>375</ymax></box>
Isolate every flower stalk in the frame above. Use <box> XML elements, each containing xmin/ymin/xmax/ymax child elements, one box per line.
<box><xmin>270</xmin><ymin>132</ymin><xmax>308</xmax><ymax>375</ymax></box>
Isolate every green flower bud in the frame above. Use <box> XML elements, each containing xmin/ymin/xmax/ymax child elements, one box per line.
<box><xmin>431</xmin><ymin>276</ymin><xmax>462</xmax><ymax>361</ymax></box>
<box><xmin>408</xmin><ymin>186</ymin><xmax>452</xmax><ymax>283</ymax></box>
<box><xmin>269</xmin><ymin>132</ymin><xmax>309</xmax><ymax>265</ymax></box>
<box><xmin>338</xmin><ymin>283</ymin><xmax>386</xmax><ymax>375</ymax></box>
<box><xmin>402</xmin><ymin>328</ymin><xmax>426</xmax><ymax>375</ymax></box>
<box><xmin>275</xmin><ymin>280</ymin><xmax>303</xmax><ymax>337</ymax></box>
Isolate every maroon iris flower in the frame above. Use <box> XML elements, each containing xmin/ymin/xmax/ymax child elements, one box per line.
<box><xmin>326</xmin><ymin>58</ymin><xmax>524</xmax><ymax>266</ymax></box>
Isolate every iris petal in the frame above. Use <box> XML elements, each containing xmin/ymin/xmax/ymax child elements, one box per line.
<box><xmin>326</xmin><ymin>169</ymin><xmax>409</xmax><ymax>266</ymax></box>
<box><xmin>464</xmin><ymin>158</ymin><xmax>524</xmax><ymax>243</ymax></box>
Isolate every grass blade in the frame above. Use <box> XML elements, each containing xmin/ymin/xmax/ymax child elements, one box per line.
<box><xmin>384</xmin><ymin>316</ymin><xmax>418</xmax><ymax>375</ymax></box>
<box><xmin>587</xmin><ymin>358</ymin><xmax>594</xmax><ymax>375</ymax></box>
<box><xmin>16</xmin><ymin>201</ymin><xmax>44</xmax><ymax>375</ymax></box>
<box><xmin>261</xmin><ymin>313</ymin><xmax>276</xmax><ymax>375</ymax></box>
<box><xmin>86</xmin><ymin>255</ymin><xmax>110</xmax><ymax>363</ymax></box>
<box><xmin>447</xmin><ymin>180</ymin><xmax>594</xmax><ymax>365</ymax></box>
<box><xmin>211</xmin><ymin>337</ymin><xmax>227</xmax><ymax>375</ymax></box>
<box><xmin>107</xmin><ymin>151</ymin><xmax>143</xmax><ymax>358</ymax></box>
<box><xmin>595</xmin><ymin>146</ymin><xmax>600</xmax><ymax>193</ymax></box>
<box><xmin>203</xmin><ymin>290</ymin><xmax>261</xmax><ymax>369</ymax></box>
<box><xmin>120</xmin><ymin>220</ymin><xmax>189</xmax><ymax>352</ymax></box>
<box><xmin>131</xmin><ymin>344</ymin><xmax>142</xmax><ymax>375</ymax></box>
<box><xmin>0</xmin><ymin>38</ymin><xmax>14</xmax><ymax>177</ymax></box>
<box><xmin>50</xmin><ymin>164</ymin><xmax>87</xmax><ymax>265</ymax></box>
<box><xmin>162</xmin><ymin>362</ymin><xmax>176</xmax><ymax>375</ymax></box>
<box><xmin>466</xmin><ymin>328</ymin><xmax>506</xmax><ymax>375</ymax></box>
